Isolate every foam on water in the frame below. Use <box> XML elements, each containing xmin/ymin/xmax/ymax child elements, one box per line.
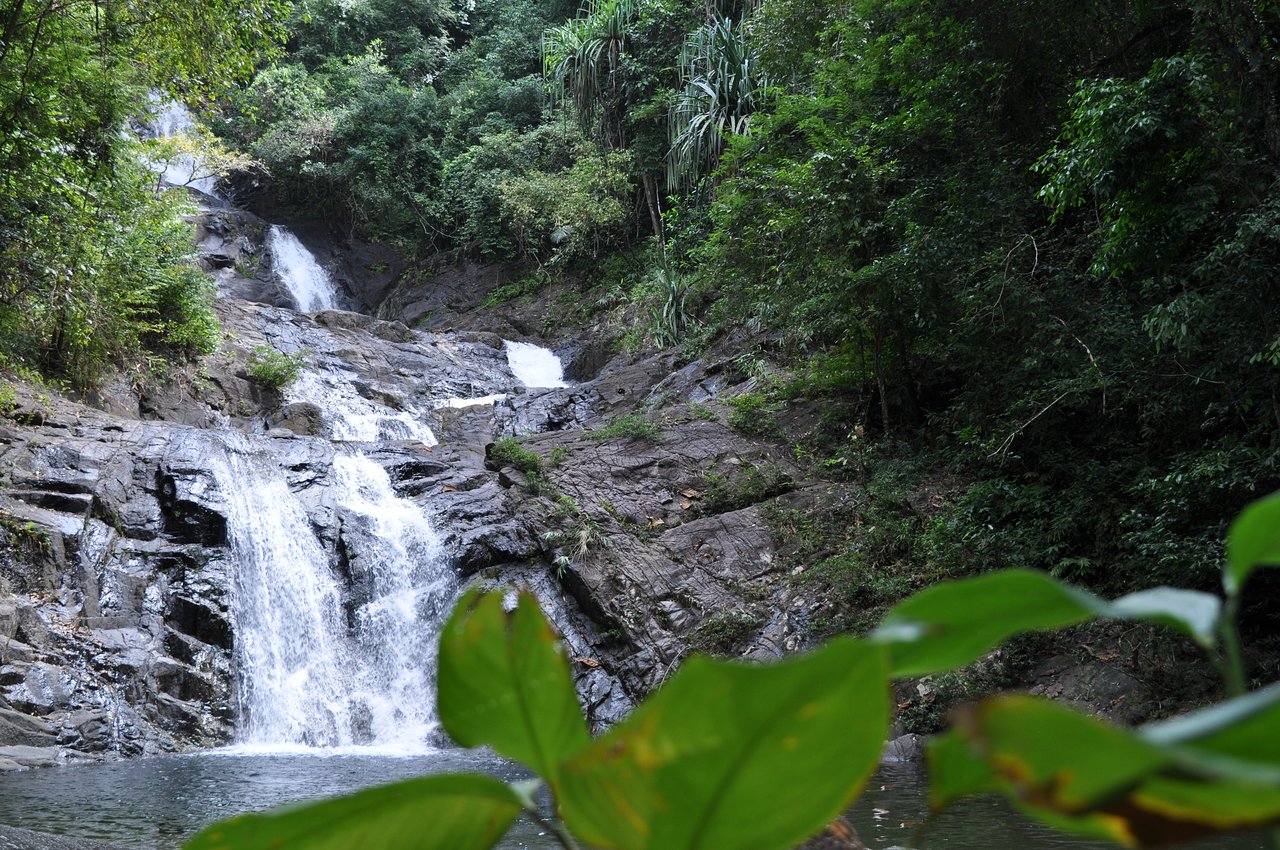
<box><xmin>288</xmin><ymin>370</ymin><xmax>438</xmax><ymax>445</ymax></box>
<box><xmin>436</xmin><ymin>393</ymin><xmax>508</xmax><ymax>409</ymax></box>
<box><xmin>504</xmin><ymin>340</ymin><xmax>569</xmax><ymax>388</ymax></box>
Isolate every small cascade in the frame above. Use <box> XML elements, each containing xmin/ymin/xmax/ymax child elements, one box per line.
<box><xmin>266</xmin><ymin>225</ymin><xmax>341</xmax><ymax>312</ymax></box>
<box><xmin>208</xmin><ymin>441</ymin><xmax>354</xmax><ymax>747</ymax></box>
<box><xmin>331</xmin><ymin>454</ymin><xmax>456</xmax><ymax>747</ymax></box>
<box><xmin>145</xmin><ymin>100</ymin><xmax>221</xmax><ymax>198</ymax></box>
<box><xmin>211</xmin><ymin>439</ymin><xmax>452</xmax><ymax>751</ymax></box>
<box><xmin>504</xmin><ymin>340</ymin><xmax>569</xmax><ymax>388</ymax></box>
<box><xmin>288</xmin><ymin>370</ymin><xmax>438</xmax><ymax>445</ymax></box>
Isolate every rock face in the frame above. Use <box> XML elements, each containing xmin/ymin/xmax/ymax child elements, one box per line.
<box><xmin>0</xmin><ymin>205</ymin><xmax>822</xmax><ymax>762</ymax></box>
<box><xmin>0</xmin><ymin>395</ymin><xmax>238</xmax><ymax>756</ymax></box>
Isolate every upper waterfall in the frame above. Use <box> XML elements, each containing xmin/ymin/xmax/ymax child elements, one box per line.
<box><xmin>145</xmin><ymin>99</ymin><xmax>221</xmax><ymax>198</ymax></box>
<box><xmin>266</xmin><ymin>225</ymin><xmax>341</xmax><ymax>313</ymax></box>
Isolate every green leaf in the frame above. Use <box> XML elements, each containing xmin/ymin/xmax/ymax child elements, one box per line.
<box><xmin>1225</xmin><ymin>490</ymin><xmax>1280</xmax><ymax>595</ymax></box>
<box><xmin>937</xmin><ymin>695</ymin><xmax>1280</xmax><ymax>847</ymax></box>
<box><xmin>1106</xmin><ymin>587</ymin><xmax>1221</xmax><ymax>649</ymax></box>
<box><xmin>926</xmin><ymin>731</ymin><xmax>998</xmax><ymax>809</ymax></box>
<box><xmin>1143</xmin><ymin>681</ymin><xmax>1280</xmax><ymax>783</ymax></box>
<box><xmin>180</xmin><ymin>773</ymin><xmax>523</xmax><ymax>850</ymax></box>
<box><xmin>556</xmin><ymin>637</ymin><xmax>889</xmax><ymax>850</ymax></box>
<box><xmin>871</xmin><ymin>570</ymin><xmax>1097</xmax><ymax>677</ymax></box>
<box><xmin>437</xmin><ymin>590</ymin><xmax>589</xmax><ymax>783</ymax></box>
<box><xmin>951</xmin><ymin>696</ymin><xmax>1171</xmax><ymax>809</ymax></box>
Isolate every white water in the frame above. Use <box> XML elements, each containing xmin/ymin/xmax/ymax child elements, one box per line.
<box><xmin>211</xmin><ymin>440</ymin><xmax>453</xmax><ymax>751</ymax></box>
<box><xmin>266</xmin><ymin>225</ymin><xmax>341</xmax><ymax>312</ymax></box>
<box><xmin>146</xmin><ymin>100</ymin><xmax>220</xmax><ymax>197</ymax></box>
<box><xmin>288</xmin><ymin>370</ymin><xmax>438</xmax><ymax>445</ymax></box>
<box><xmin>436</xmin><ymin>393</ymin><xmax>508</xmax><ymax>409</ymax></box>
<box><xmin>504</xmin><ymin>340</ymin><xmax>569</xmax><ymax>388</ymax></box>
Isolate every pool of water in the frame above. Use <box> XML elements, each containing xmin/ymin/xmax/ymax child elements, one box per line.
<box><xmin>0</xmin><ymin>752</ymin><xmax>1266</xmax><ymax>849</ymax></box>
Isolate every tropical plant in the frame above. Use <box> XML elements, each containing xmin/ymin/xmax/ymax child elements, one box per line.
<box><xmin>542</xmin><ymin>0</ymin><xmax>638</xmax><ymax>147</ymax></box>
<box><xmin>246</xmin><ymin>346</ymin><xmax>307</xmax><ymax>390</ymax></box>
<box><xmin>184</xmin><ymin>491</ymin><xmax>1280</xmax><ymax>850</ymax></box>
<box><xmin>667</xmin><ymin>14</ymin><xmax>766</xmax><ymax>189</ymax></box>
<box><xmin>647</xmin><ymin>262</ymin><xmax>694</xmax><ymax>349</ymax></box>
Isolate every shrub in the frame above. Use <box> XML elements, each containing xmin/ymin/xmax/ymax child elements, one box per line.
<box><xmin>588</xmin><ymin>413</ymin><xmax>661</xmax><ymax>442</ymax></box>
<box><xmin>247</xmin><ymin>346</ymin><xmax>306</xmax><ymax>390</ymax></box>
<box><xmin>489</xmin><ymin>437</ymin><xmax>542</xmax><ymax>473</ymax></box>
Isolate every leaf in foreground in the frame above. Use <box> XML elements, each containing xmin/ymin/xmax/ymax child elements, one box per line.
<box><xmin>931</xmin><ymin>695</ymin><xmax>1280</xmax><ymax>847</ymax></box>
<box><xmin>871</xmin><ymin>570</ymin><xmax>1096</xmax><ymax>676</ymax></box>
<box><xmin>1224</xmin><ymin>490</ymin><xmax>1280</xmax><ymax>594</ymax></box>
<box><xmin>181</xmin><ymin>773</ymin><xmax>523</xmax><ymax>850</ymax></box>
<box><xmin>437</xmin><ymin>589</ymin><xmax>590</xmax><ymax>782</ymax></box>
<box><xmin>556</xmin><ymin>637</ymin><xmax>890</xmax><ymax>850</ymax></box>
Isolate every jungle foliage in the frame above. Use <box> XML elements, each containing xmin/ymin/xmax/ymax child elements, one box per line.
<box><xmin>0</xmin><ymin>0</ymin><xmax>285</xmax><ymax>388</ymax></box>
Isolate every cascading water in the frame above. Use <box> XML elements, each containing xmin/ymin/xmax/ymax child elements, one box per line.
<box><xmin>266</xmin><ymin>225</ymin><xmax>341</xmax><ymax>313</ymax></box>
<box><xmin>505</xmin><ymin>340</ymin><xmax>569</xmax><ymax>388</ymax></box>
<box><xmin>208</xmin><ymin>440</ymin><xmax>353</xmax><ymax>748</ymax></box>
<box><xmin>288</xmin><ymin>369</ymin><xmax>438</xmax><ymax>445</ymax></box>
<box><xmin>146</xmin><ymin>100</ymin><xmax>221</xmax><ymax>198</ymax></box>
<box><xmin>210</xmin><ymin>437</ymin><xmax>452</xmax><ymax>752</ymax></box>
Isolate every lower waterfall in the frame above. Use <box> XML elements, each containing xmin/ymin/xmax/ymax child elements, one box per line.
<box><xmin>210</xmin><ymin>439</ymin><xmax>453</xmax><ymax>752</ymax></box>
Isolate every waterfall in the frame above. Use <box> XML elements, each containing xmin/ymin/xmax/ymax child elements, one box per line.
<box><xmin>504</xmin><ymin>340</ymin><xmax>569</xmax><ymax>388</ymax></box>
<box><xmin>287</xmin><ymin>370</ymin><xmax>438</xmax><ymax>445</ymax></box>
<box><xmin>266</xmin><ymin>225</ymin><xmax>341</xmax><ymax>313</ymax></box>
<box><xmin>145</xmin><ymin>99</ymin><xmax>221</xmax><ymax>198</ymax></box>
<box><xmin>211</xmin><ymin>439</ymin><xmax>452</xmax><ymax>752</ymax></box>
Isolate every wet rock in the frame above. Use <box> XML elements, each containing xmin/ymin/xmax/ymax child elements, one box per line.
<box><xmin>881</xmin><ymin>733</ymin><xmax>925</xmax><ymax>764</ymax></box>
<box><xmin>0</xmin><ymin>709</ymin><xmax>55</xmax><ymax>747</ymax></box>
<box><xmin>0</xmin><ymin>745</ymin><xmax>59</xmax><ymax>768</ymax></box>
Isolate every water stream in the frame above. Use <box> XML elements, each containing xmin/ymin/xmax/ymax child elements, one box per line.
<box><xmin>265</xmin><ymin>225</ymin><xmax>342</xmax><ymax>312</ymax></box>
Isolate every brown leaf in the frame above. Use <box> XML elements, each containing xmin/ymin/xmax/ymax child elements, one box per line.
<box><xmin>680</xmin><ymin>488</ymin><xmax>702</xmax><ymax>499</ymax></box>
<box><xmin>681</xmin><ymin>500</ymin><xmax>693</xmax><ymax>510</ymax></box>
<box><xmin>574</xmin><ymin>657</ymin><xmax>600</xmax><ymax>668</ymax></box>
<box><xmin>441</xmin><ymin>485</ymin><xmax>458</xmax><ymax>493</ymax></box>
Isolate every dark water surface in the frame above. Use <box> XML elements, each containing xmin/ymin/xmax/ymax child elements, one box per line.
<box><xmin>0</xmin><ymin>752</ymin><xmax>1266</xmax><ymax>849</ymax></box>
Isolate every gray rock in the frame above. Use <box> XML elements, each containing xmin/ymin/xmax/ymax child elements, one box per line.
<box><xmin>881</xmin><ymin>733</ymin><xmax>925</xmax><ymax>764</ymax></box>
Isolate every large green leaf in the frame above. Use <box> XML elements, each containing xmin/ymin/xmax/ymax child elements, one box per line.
<box><xmin>871</xmin><ymin>570</ymin><xmax>1097</xmax><ymax>676</ymax></box>
<box><xmin>555</xmin><ymin>637</ymin><xmax>889</xmax><ymax>850</ymax></box>
<box><xmin>437</xmin><ymin>589</ymin><xmax>589</xmax><ymax>782</ymax></box>
<box><xmin>950</xmin><ymin>696</ymin><xmax>1171</xmax><ymax>808</ymax></box>
<box><xmin>1224</xmin><ymin>490</ymin><xmax>1280</xmax><ymax>595</ymax></box>
<box><xmin>1143</xmin><ymin>681</ymin><xmax>1280</xmax><ymax>782</ymax></box>
<box><xmin>180</xmin><ymin>773</ymin><xmax>523</xmax><ymax>850</ymax></box>
<box><xmin>934</xmin><ymin>695</ymin><xmax>1280</xmax><ymax>847</ymax></box>
<box><xmin>1106</xmin><ymin>587</ymin><xmax>1221</xmax><ymax>649</ymax></box>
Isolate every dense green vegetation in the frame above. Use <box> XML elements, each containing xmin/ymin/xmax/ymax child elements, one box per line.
<box><xmin>0</xmin><ymin>0</ymin><xmax>285</xmax><ymax>388</ymax></box>
<box><xmin>185</xmin><ymin>494</ymin><xmax>1280</xmax><ymax>850</ymax></box>
<box><xmin>218</xmin><ymin>0</ymin><xmax>1280</xmax><ymax>650</ymax></box>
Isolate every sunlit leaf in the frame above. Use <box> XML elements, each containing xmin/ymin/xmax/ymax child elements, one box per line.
<box><xmin>557</xmin><ymin>637</ymin><xmax>890</xmax><ymax>850</ymax></box>
<box><xmin>180</xmin><ymin>773</ymin><xmax>523</xmax><ymax>850</ymax></box>
<box><xmin>437</xmin><ymin>589</ymin><xmax>590</xmax><ymax>783</ymax></box>
<box><xmin>952</xmin><ymin>696</ymin><xmax>1170</xmax><ymax>808</ymax></box>
<box><xmin>871</xmin><ymin>570</ymin><xmax>1097</xmax><ymax>676</ymax></box>
<box><xmin>1106</xmin><ymin>587</ymin><xmax>1221</xmax><ymax>649</ymax></box>
<box><xmin>1224</xmin><ymin>490</ymin><xmax>1280</xmax><ymax>595</ymax></box>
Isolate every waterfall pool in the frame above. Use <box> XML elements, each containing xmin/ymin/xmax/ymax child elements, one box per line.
<box><xmin>0</xmin><ymin>757</ymin><xmax>1263</xmax><ymax>850</ymax></box>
